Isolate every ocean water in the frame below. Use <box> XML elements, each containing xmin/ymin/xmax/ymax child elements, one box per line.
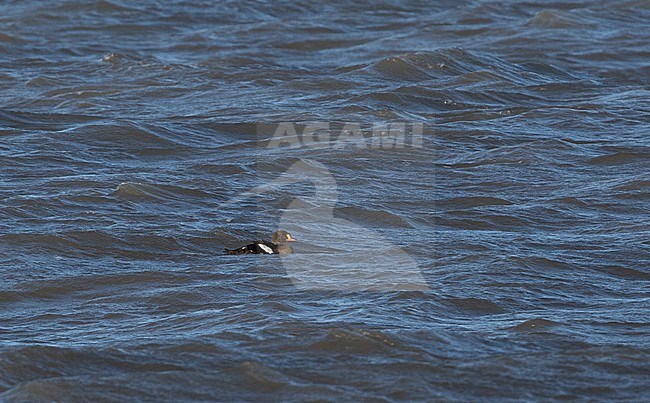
<box><xmin>1</xmin><ymin>0</ymin><xmax>649</xmax><ymax>400</ymax></box>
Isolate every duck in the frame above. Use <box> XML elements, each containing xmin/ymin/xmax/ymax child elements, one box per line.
<box><xmin>218</xmin><ymin>159</ymin><xmax>429</xmax><ymax>291</ymax></box>
<box><xmin>224</xmin><ymin>230</ymin><xmax>296</xmax><ymax>255</ymax></box>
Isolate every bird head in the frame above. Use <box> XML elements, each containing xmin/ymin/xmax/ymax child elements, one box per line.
<box><xmin>272</xmin><ymin>230</ymin><xmax>296</xmax><ymax>244</ymax></box>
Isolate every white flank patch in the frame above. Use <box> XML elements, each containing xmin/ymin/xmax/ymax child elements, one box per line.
<box><xmin>258</xmin><ymin>244</ymin><xmax>274</xmax><ymax>254</ymax></box>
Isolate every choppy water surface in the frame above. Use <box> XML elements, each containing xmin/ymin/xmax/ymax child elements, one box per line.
<box><xmin>1</xmin><ymin>0</ymin><xmax>649</xmax><ymax>400</ymax></box>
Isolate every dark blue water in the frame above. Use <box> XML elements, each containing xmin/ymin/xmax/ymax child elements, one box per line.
<box><xmin>1</xmin><ymin>0</ymin><xmax>649</xmax><ymax>400</ymax></box>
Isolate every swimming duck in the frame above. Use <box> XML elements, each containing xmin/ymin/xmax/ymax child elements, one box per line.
<box><xmin>219</xmin><ymin>159</ymin><xmax>429</xmax><ymax>291</ymax></box>
<box><xmin>224</xmin><ymin>230</ymin><xmax>296</xmax><ymax>255</ymax></box>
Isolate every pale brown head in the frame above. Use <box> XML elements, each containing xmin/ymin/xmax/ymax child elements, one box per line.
<box><xmin>271</xmin><ymin>230</ymin><xmax>296</xmax><ymax>244</ymax></box>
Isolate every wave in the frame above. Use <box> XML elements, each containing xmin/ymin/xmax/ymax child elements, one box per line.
<box><xmin>613</xmin><ymin>179</ymin><xmax>650</xmax><ymax>192</ymax></box>
<box><xmin>336</xmin><ymin>206</ymin><xmax>413</xmax><ymax>228</ymax></box>
<box><xmin>113</xmin><ymin>181</ymin><xmax>211</xmax><ymax>202</ymax></box>
<box><xmin>0</xmin><ymin>229</ymin><xmax>193</xmax><ymax>261</ymax></box>
<box><xmin>59</xmin><ymin>122</ymin><xmax>194</xmax><ymax>155</ymax></box>
<box><xmin>552</xmin><ymin>197</ymin><xmax>590</xmax><ymax>207</ymax></box>
<box><xmin>373</xmin><ymin>48</ymin><xmax>581</xmax><ymax>86</ymax></box>
<box><xmin>0</xmin><ymin>32</ymin><xmax>29</xmax><ymax>44</ymax></box>
<box><xmin>0</xmin><ymin>110</ymin><xmax>99</xmax><ymax>131</ymax></box>
<box><xmin>278</xmin><ymin>38</ymin><xmax>370</xmax><ymax>51</ymax></box>
<box><xmin>588</xmin><ymin>152</ymin><xmax>648</xmax><ymax>165</ymax></box>
<box><xmin>0</xmin><ymin>345</ymin><xmax>184</xmax><ymax>399</ymax></box>
<box><xmin>511</xmin><ymin>318</ymin><xmax>561</xmax><ymax>332</ymax></box>
<box><xmin>361</xmin><ymin>48</ymin><xmax>597</xmax><ymax>120</ymax></box>
<box><xmin>600</xmin><ymin>265</ymin><xmax>650</xmax><ymax>281</ymax></box>
<box><xmin>437</xmin><ymin>138</ymin><xmax>581</xmax><ymax>168</ymax></box>
<box><xmin>191</xmin><ymin>163</ymin><xmax>249</xmax><ymax>175</ymax></box>
<box><xmin>309</xmin><ymin>328</ymin><xmax>403</xmax><ymax>354</ymax></box>
<box><xmin>0</xmin><ymin>269</ymin><xmax>195</xmax><ymax>303</ymax></box>
<box><xmin>373</xmin><ymin>48</ymin><xmax>527</xmax><ymax>82</ymax></box>
<box><xmin>446</xmin><ymin>297</ymin><xmax>505</xmax><ymax>315</ymax></box>
<box><xmin>438</xmin><ymin>196</ymin><xmax>513</xmax><ymax>209</ymax></box>
<box><xmin>526</xmin><ymin>9</ymin><xmax>597</xmax><ymax>29</ymax></box>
